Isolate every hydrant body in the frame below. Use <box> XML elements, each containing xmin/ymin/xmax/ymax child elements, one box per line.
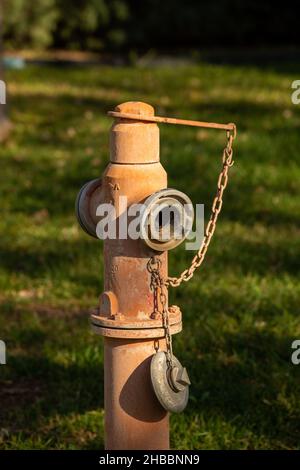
<box><xmin>76</xmin><ymin>100</ymin><xmax>236</xmax><ymax>449</ymax></box>
<box><xmin>90</xmin><ymin>102</ymin><xmax>182</xmax><ymax>449</ymax></box>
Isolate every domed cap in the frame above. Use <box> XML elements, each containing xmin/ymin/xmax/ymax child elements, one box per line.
<box><xmin>114</xmin><ymin>101</ymin><xmax>155</xmax><ymax>117</ymax></box>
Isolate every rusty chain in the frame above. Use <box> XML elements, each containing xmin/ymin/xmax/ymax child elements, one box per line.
<box><xmin>166</xmin><ymin>124</ymin><xmax>236</xmax><ymax>287</ymax></box>
<box><xmin>147</xmin><ymin>257</ymin><xmax>174</xmax><ymax>368</ymax></box>
<box><xmin>148</xmin><ymin>124</ymin><xmax>236</xmax><ymax>368</ymax></box>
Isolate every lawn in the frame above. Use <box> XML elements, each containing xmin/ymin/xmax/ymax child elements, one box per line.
<box><xmin>0</xmin><ymin>60</ymin><xmax>300</xmax><ymax>449</ymax></box>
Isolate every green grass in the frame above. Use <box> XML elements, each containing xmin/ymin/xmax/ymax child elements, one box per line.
<box><xmin>0</xmin><ymin>60</ymin><xmax>300</xmax><ymax>449</ymax></box>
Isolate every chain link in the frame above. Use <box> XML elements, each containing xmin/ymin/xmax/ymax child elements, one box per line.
<box><xmin>148</xmin><ymin>125</ymin><xmax>236</xmax><ymax>367</ymax></box>
<box><xmin>147</xmin><ymin>257</ymin><xmax>174</xmax><ymax>368</ymax></box>
<box><xmin>166</xmin><ymin>124</ymin><xmax>236</xmax><ymax>288</ymax></box>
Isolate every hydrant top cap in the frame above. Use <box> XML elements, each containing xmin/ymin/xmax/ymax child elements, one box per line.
<box><xmin>114</xmin><ymin>101</ymin><xmax>155</xmax><ymax>116</ymax></box>
<box><xmin>110</xmin><ymin>101</ymin><xmax>159</xmax><ymax>164</ymax></box>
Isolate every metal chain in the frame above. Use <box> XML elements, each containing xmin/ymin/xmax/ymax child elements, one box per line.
<box><xmin>148</xmin><ymin>124</ymin><xmax>236</xmax><ymax>368</ymax></box>
<box><xmin>147</xmin><ymin>257</ymin><xmax>174</xmax><ymax>368</ymax></box>
<box><xmin>166</xmin><ymin>124</ymin><xmax>236</xmax><ymax>288</ymax></box>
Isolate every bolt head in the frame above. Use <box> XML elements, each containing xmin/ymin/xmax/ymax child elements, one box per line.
<box><xmin>169</xmin><ymin>365</ymin><xmax>191</xmax><ymax>392</ymax></box>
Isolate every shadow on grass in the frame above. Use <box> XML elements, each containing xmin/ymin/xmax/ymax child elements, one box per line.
<box><xmin>1</xmin><ymin>328</ymin><xmax>300</xmax><ymax>449</ymax></box>
<box><xmin>0</xmin><ymin>353</ymin><xmax>104</xmax><ymax>429</ymax></box>
<box><xmin>0</xmin><ymin>238</ymin><xmax>102</xmax><ymax>281</ymax></box>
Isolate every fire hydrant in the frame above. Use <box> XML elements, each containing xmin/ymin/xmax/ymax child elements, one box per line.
<box><xmin>76</xmin><ymin>101</ymin><xmax>236</xmax><ymax>450</ymax></box>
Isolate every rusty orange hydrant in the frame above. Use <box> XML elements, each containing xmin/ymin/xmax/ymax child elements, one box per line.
<box><xmin>76</xmin><ymin>100</ymin><xmax>237</xmax><ymax>450</ymax></box>
<box><xmin>76</xmin><ymin>101</ymin><xmax>191</xmax><ymax>450</ymax></box>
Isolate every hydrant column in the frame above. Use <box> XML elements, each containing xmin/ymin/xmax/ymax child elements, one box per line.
<box><xmin>91</xmin><ymin>102</ymin><xmax>182</xmax><ymax>450</ymax></box>
<box><xmin>104</xmin><ymin>337</ymin><xmax>169</xmax><ymax>449</ymax></box>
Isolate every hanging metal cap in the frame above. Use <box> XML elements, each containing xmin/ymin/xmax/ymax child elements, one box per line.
<box><xmin>151</xmin><ymin>351</ymin><xmax>190</xmax><ymax>413</ymax></box>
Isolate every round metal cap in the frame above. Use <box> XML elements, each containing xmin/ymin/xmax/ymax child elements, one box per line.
<box><xmin>150</xmin><ymin>351</ymin><xmax>190</xmax><ymax>413</ymax></box>
<box><xmin>75</xmin><ymin>178</ymin><xmax>102</xmax><ymax>238</ymax></box>
<box><xmin>140</xmin><ymin>188</ymin><xmax>194</xmax><ymax>252</ymax></box>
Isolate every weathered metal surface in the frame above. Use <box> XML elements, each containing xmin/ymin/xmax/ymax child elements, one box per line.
<box><xmin>110</xmin><ymin>102</ymin><xmax>159</xmax><ymax>164</ymax></box>
<box><xmin>100</xmin><ymin>161</ymin><xmax>168</xmax><ymax>325</ymax></box>
<box><xmin>104</xmin><ymin>337</ymin><xmax>169</xmax><ymax>450</ymax></box>
<box><xmin>91</xmin><ymin>321</ymin><xmax>182</xmax><ymax>339</ymax></box>
<box><xmin>90</xmin><ymin>304</ymin><xmax>181</xmax><ymax>329</ymax></box>
<box><xmin>150</xmin><ymin>351</ymin><xmax>190</xmax><ymax>413</ymax></box>
<box><xmin>91</xmin><ymin>302</ymin><xmax>182</xmax><ymax>338</ymax></box>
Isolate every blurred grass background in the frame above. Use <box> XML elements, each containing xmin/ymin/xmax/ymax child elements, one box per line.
<box><xmin>0</xmin><ymin>61</ymin><xmax>300</xmax><ymax>449</ymax></box>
